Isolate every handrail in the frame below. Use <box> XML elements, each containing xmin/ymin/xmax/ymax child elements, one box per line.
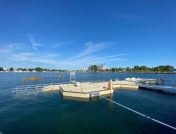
<box><xmin>12</xmin><ymin>81</ymin><xmax>110</xmax><ymax>93</ymax></box>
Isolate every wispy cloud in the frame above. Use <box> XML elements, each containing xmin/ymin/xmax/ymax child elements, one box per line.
<box><xmin>10</xmin><ymin>52</ymin><xmax>58</xmax><ymax>65</ymax></box>
<box><xmin>0</xmin><ymin>42</ymin><xmax>59</xmax><ymax>67</ymax></box>
<box><xmin>0</xmin><ymin>43</ymin><xmax>29</xmax><ymax>54</ymax></box>
<box><xmin>0</xmin><ymin>40</ymin><xmax>128</xmax><ymax>69</ymax></box>
<box><xmin>68</xmin><ymin>41</ymin><xmax>107</xmax><ymax>60</ymax></box>
<box><xmin>28</xmin><ymin>35</ymin><xmax>44</xmax><ymax>51</ymax></box>
<box><xmin>55</xmin><ymin>42</ymin><xmax>128</xmax><ymax>68</ymax></box>
<box><xmin>53</xmin><ymin>40</ymin><xmax>74</xmax><ymax>48</ymax></box>
<box><xmin>86</xmin><ymin>54</ymin><xmax>128</xmax><ymax>63</ymax></box>
<box><xmin>53</xmin><ymin>42</ymin><xmax>62</xmax><ymax>48</ymax></box>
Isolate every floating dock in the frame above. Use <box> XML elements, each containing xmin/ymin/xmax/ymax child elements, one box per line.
<box><xmin>139</xmin><ymin>84</ymin><xmax>176</xmax><ymax>94</ymax></box>
<box><xmin>112</xmin><ymin>79</ymin><xmax>176</xmax><ymax>94</ymax></box>
<box><xmin>112</xmin><ymin>80</ymin><xmax>139</xmax><ymax>89</ymax></box>
<box><xmin>42</xmin><ymin>81</ymin><xmax>113</xmax><ymax>99</ymax></box>
<box><xmin>11</xmin><ymin>78</ymin><xmax>176</xmax><ymax>131</ymax></box>
<box><xmin>12</xmin><ymin>75</ymin><xmax>176</xmax><ymax>100</ymax></box>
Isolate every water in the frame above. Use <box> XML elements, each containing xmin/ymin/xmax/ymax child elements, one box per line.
<box><xmin>0</xmin><ymin>72</ymin><xmax>176</xmax><ymax>134</ymax></box>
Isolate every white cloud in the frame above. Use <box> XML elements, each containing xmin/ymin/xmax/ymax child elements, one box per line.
<box><xmin>74</xmin><ymin>41</ymin><xmax>107</xmax><ymax>58</ymax></box>
<box><xmin>10</xmin><ymin>52</ymin><xmax>59</xmax><ymax>65</ymax></box>
<box><xmin>0</xmin><ymin>42</ymin><xmax>59</xmax><ymax>67</ymax></box>
<box><xmin>53</xmin><ymin>40</ymin><xmax>74</xmax><ymax>48</ymax></box>
<box><xmin>54</xmin><ymin>42</ymin><xmax>128</xmax><ymax>68</ymax></box>
<box><xmin>0</xmin><ymin>43</ymin><xmax>30</xmax><ymax>54</ymax></box>
<box><xmin>65</xmin><ymin>41</ymin><xmax>108</xmax><ymax>64</ymax></box>
<box><xmin>87</xmin><ymin>54</ymin><xmax>128</xmax><ymax>62</ymax></box>
<box><xmin>0</xmin><ymin>40</ymin><xmax>128</xmax><ymax>69</ymax></box>
<box><xmin>28</xmin><ymin>35</ymin><xmax>44</xmax><ymax>51</ymax></box>
<box><xmin>53</xmin><ymin>42</ymin><xmax>62</xmax><ymax>48</ymax></box>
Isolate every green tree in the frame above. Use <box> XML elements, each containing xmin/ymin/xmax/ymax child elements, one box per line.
<box><xmin>133</xmin><ymin>66</ymin><xmax>140</xmax><ymax>71</ymax></box>
<box><xmin>111</xmin><ymin>68</ymin><xmax>116</xmax><ymax>72</ymax></box>
<box><xmin>22</xmin><ymin>68</ymin><xmax>27</xmax><ymax>71</ymax></box>
<box><xmin>89</xmin><ymin>65</ymin><xmax>97</xmax><ymax>72</ymax></box>
<box><xmin>43</xmin><ymin>69</ymin><xmax>48</xmax><ymax>72</ymax></box>
<box><xmin>28</xmin><ymin>68</ymin><xmax>33</xmax><ymax>72</ymax></box>
<box><xmin>140</xmin><ymin>66</ymin><xmax>150</xmax><ymax>72</ymax></box>
<box><xmin>17</xmin><ymin>68</ymin><xmax>26</xmax><ymax>71</ymax></box>
<box><xmin>9</xmin><ymin>67</ymin><xmax>14</xmax><ymax>71</ymax></box>
<box><xmin>0</xmin><ymin>67</ymin><xmax>3</xmax><ymax>71</ymax></box>
<box><xmin>35</xmin><ymin>67</ymin><xmax>43</xmax><ymax>72</ymax></box>
<box><xmin>126</xmin><ymin>67</ymin><xmax>131</xmax><ymax>72</ymax></box>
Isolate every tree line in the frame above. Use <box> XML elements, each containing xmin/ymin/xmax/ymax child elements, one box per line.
<box><xmin>88</xmin><ymin>65</ymin><xmax>176</xmax><ymax>73</ymax></box>
<box><xmin>0</xmin><ymin>65</ymin><xmax>175</xmax><ymax>73</ymax></box>
<box><xmin>0</xmin><ymin>67</ymin><xmax>67</xmax><ymax>72</ymax></box>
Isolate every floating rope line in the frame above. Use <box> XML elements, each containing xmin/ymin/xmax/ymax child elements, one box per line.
<box><xmin>102</xmin><ymin>97</ymin><xmax>176</xmax><ymax>131</ymax></box>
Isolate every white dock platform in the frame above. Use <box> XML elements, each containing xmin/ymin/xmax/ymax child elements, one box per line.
<box><xmin>60</xmin><ymin>82</ymin><xmax>113</xmax><ymax>99</ymax></box>
<box><xmin>112</xmin><ymin>80</ymin><xmax>139</xmax><ymax>89</ymax></box>
<box><xmin>139</xmin><ymin>84</ymin><xmax>176</xmax><ymax>94</ymax></box>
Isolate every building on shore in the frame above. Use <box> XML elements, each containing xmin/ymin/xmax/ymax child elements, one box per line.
<box><xmin>97</xmin><ymin>64</ymin><xmax>107</xmax><ymax>72</ymax></box>
<box><xmin>80</xmin><ymin>67</ymin><xmax>88</xmax><ymax>72</ymax></box>
<box><xmin>3</xmin><ymin>68</ymin><xmax>9</xmax><ymax>72</ymax></box>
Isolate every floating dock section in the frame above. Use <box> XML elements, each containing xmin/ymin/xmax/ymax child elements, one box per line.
<box><xmin>12</xmin><ymin>78</ymin><xmax>176</xmax><ymax>99</ymax></box>
<box><xmin>112</xmin><ymin>80</ymin><xmax>139</xmax><ymax>89</ymax></box>
<box><xmin>40</xmin><ymin>81</ymin><xmax>113</xmax><ymax>99</ymax></box>
<box><xmin>139</xmin><ymin>84</ymin><xmax>176</xmax><ymax>94</ymax></box>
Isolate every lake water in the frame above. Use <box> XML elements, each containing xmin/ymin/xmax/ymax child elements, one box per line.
<box><xmin>0</xmin><ymin>72</ymin><xmax>176</xmax><ymax>134</ymax></box>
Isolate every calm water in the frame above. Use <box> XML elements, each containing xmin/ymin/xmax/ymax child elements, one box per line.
<box><xmin>0</xmin><ymin>72</ymin><xmax>176</xmax><ymax>134</ymax></box>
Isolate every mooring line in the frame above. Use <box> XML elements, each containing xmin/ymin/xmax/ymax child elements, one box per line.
<box><xmin>102</xmin><ymin>96</ymin><xmax>176</xmax><ymax>131</ymax></box>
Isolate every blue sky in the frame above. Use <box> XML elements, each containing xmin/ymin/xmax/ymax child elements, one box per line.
<box><xmin>0</xmin><ymin>0</ymin><xmax>176</xmax><ymax>69</ymax></box>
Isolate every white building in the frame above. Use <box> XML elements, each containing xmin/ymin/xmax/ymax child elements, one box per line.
<box><xmin>97</xmin><ymin>64</ymin><xmax>107</xmax><ymax>71</ymax></box>
<box><xmin>80</xmin><ymin>67</ymin><xmax>88</xmax><ymax>72</ymax></box>
<box><xmin>3</xmin><ymin>68</ymin><xmax>9</xmax><ymax>72</ymax></box>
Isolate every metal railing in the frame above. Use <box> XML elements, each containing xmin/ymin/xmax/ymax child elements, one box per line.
<box><xmin>12</xmin><ymin>82</ymin><xmax>67</xmax><ymax>94</ymax></box>
<box><xmin>163</xmin><ymin>80</ymin><xmax>176</xmax><ymax>87</ymax></box>
<box><xmin>12</xmin><ymin>81</ymin><xmax>109</xmax><ymax>95</ymax></box>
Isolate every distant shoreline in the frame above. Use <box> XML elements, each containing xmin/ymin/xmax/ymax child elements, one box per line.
<box><xmin>79</xmin><ymin>72</ymin><xmax>176</xmax><ymax>74</ymax></box>
<box><xmin>0</xmin><ymin>71</ymin><xmax>175</xmax><ymax>74</ymax></box>
<box><xmin>115</xmin><ymin>72</ymin><xmax>176</xmax><ymax>74</ymax></box>
<box><xmin>79</xmin><ymin>71</ymin><xmax>176</xmax><ymax>74</ymax></box>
